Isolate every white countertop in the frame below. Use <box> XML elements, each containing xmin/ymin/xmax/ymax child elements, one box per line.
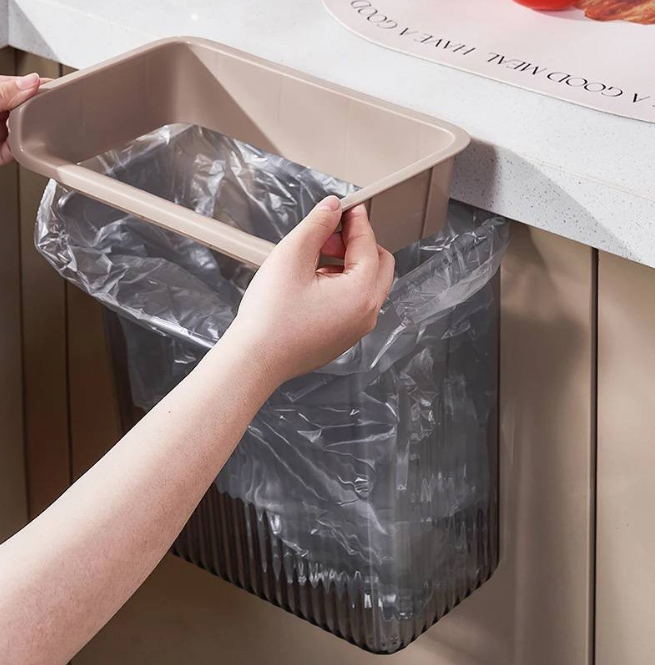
<box><xmin>3</xmin><ymin>0</ymin><xmax>655</xmax><ymax>269</ymax></box>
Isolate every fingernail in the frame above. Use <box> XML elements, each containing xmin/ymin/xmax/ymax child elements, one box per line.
<box><xmin>16</xmin><ymin>73</ymin><xmax>39</xmax><ymax>91</ymax></box>
<box><xmin>316</xmin><ymin>195</ymin><xmax>341</xmax><ymax>212</ymax></box>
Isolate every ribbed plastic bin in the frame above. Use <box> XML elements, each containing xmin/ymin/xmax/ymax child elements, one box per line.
<box><xmin>105</xmin><ymin>279</ymin><xmax>501</xmax><ymax>654</ymax></box>
<box><xmin>35</xmin><ymin>121</ymin><xmax>505</xmax><ymax>651</ymax></box>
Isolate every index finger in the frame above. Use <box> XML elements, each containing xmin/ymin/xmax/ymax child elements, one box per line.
<box><xmin>342</xmin><ymin>205</ymin><xmax>379</xmax><ymax>274</ymax></box>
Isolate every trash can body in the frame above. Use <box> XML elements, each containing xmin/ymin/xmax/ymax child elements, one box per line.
<box><xmin>37</xmin><ymin>124</ymin><xmax>507</xmax><ymax>654</ymax></box>
<box><xmin>111</xmin><ymin>271</ymin><xmax>500</xmax><ymax>653</ymax></box>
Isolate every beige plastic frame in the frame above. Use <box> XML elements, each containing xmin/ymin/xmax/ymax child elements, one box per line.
<box><xmin>9</xmin><ymin>37</ymin><xmax>469</xmax><ymax>267</ymax></box>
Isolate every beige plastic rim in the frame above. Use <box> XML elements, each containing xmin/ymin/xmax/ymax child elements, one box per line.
<box><xmin>9</xmin><ymin>37</ymin><xmax>470</xmax><ymax>267</ymax></box>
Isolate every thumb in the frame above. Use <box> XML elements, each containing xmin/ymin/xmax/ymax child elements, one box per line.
<box><xmin>0</xmin><ymin>73</ymin><xmax>40</xmax><ymax>113</ymax></box>
<box><xmin>278</xmin><ymin>195</ymin><xmax>342</xmax><ymax>264</ymax></box>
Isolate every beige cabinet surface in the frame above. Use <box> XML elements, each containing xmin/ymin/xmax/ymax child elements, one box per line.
<box><xmin>0</xmin><ymin>49</ymin><xmax>27</xmax><ymax>544</ymax></box>
<box><xmin>597</xmin><ymin>252</ymin><xmax>655</xmax><ymax>665</ymax></box>
<box><xmin>12</xmin><ymin>52</ymin><xmax>71</xmax><ymax>518</ymax></box>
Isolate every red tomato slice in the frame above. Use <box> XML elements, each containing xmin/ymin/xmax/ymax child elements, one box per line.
<box><xmin>513</xmin><ymin>0</ymin><xmax>577</xmax><ymax>9</ymax></box>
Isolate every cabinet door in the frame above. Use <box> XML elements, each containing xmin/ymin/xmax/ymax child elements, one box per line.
<box><xmin>58</xmin><ymin>65</ymin><xmax>123</xmax><ymax>481</ymax></box>
<box><xmin>15</xmin><ymin>52</ymin><xmax>71</xmax><ymax>518</ymax></box>
<box><xmin>0</xmin><ymin>48</ymin><xmax>28</xmax><ymax>543</ymax></box>
<box><xmin>420</xmin><ymin>223</ymin><xmax>596</xmax><ymax>665</ymax></box>
<box><xmin>74</xmin><ymin>223</ymin><xmax>596</xmax><ymax>665</ymax></box>
<box><xmin>597</xmin><ymin>252</ymin><xmax>655</xmax><ymax>665</ymax></box>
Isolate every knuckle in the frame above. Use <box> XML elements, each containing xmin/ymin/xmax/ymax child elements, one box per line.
<box><xmin>0</xmin><ymin>84</ymin><xmax>18</xmax><ymax>112</ymax></box>
<box><xmin>0</xmin><ymin>80</ymin><xmax>14</xmax><ymax>96</ymax></box>
<box><xmin>348</xmin><ymin>231</ymin><xmax>369</xmax><ymax>243</ymax></box>
<box><xmin>364</xmin><ymin>312</ymin><xmax>378</xmax><ymax>334</ymax></box>
<box><xmin>352</xmin><ymin>291</ymin><xmax>379</xmax><ymax>334</ymax></box>
<box><xmin>361</xmin><ymin>292</ymin><xmax>379</xmax><ymax>316</ymax></box>
<box><xmin>308</xmin><ymin>209</ymin><xmax>336</xmax><ymax>228</ymax></box>
<box><xmin>307</xmin><ymin>217</ymin><xmax>332</xmax><ymax>235</ymax></box>
<box><xmin>380</xmin><ymin>246</ymin><xmax>395</xmax><ymax>265</ymax></box>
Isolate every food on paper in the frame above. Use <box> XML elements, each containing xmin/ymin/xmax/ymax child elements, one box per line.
<box><xmin>576</xmin><ymin>0</ymin><xmax>655</xmax><ymax>23</ymax></box>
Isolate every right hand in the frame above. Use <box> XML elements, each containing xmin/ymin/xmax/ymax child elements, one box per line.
<box><xmin>228</xmin><ymin>195</ymin><xmax>395</xmax><ymax>385</ymax></box>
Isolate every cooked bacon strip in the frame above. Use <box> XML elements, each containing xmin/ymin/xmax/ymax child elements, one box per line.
<box><xmin>576</xmin><ymin>0</ymin><xmax>655</xmax><ymax>24</ymax></box>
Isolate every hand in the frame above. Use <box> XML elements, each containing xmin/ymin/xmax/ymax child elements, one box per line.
<box><xmin>0</xmin><ymin>73</ymin><xmax>47</xmax><ymax>166</ymax></box>
<box><xmin>228</xmin><ymin>195</ymin><xmax>395</xmax><ymax>385</ymax></box>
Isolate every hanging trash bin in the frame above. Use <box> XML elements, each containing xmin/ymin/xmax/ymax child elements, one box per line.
<box><xmin>35</xmin><ymin>122</ymin><xmax>508</xmax><ymax>654</ymax></box>
<box><xmin>15</xmin><ymin>37</ymin><xmax>508</xmax><ymax>654</ymax></box>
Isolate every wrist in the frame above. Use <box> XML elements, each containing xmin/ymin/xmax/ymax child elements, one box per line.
<box><xmin>203</xmin><ymin>320</ymin><xmax>283</xmax><ymax>398</ymax></box>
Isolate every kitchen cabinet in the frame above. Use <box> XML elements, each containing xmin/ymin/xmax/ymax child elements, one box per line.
<box><xmin>5</xmin><ymin>44</ymin><xmax>654</xmax><ymax>665</ymax></box>
<box><xmin>0</xmin><ymin>48</ymin><xmax>27</xmax><ymax>544</ymax></box>
<box><xmin>596</xmin><ymin>252</ymin><xmax>655</xmax><ymax>665</ymax></box>
<box><xmin>427</xmin><ymin>225</ymin><xmax>595</xmax><ymax>665</ymax></box>
<box><xmin>13</xmin><ymin>52</ymin><xmax>70</xmax><ymax>518</ymax></box>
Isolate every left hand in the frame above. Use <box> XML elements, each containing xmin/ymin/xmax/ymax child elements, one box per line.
<box><xmin>0</xmin><ymin>73</ymin><xmax>48</xmax><ymax>166</ymax></box>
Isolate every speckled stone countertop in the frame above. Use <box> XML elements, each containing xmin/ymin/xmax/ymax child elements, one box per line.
<box><xmin>3</xmin><ymin>0</ymin><xmax>655</xmax><ymax>268</ymax></box>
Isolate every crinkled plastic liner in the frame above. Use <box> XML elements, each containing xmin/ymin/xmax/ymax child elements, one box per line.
<box><xmin>36</xmin><ymin>124</ymin><xmax>509</xmax><ymax>633</ymax></box>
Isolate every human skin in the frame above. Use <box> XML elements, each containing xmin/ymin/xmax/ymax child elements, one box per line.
<box><xmin>0</xmin><ymin>72</ymin><xmax>48</xmax><ymax>165</ymax></box>
<box><xmin>0</xmin><ymin>187</ymin><xmax>395</xmax><ymax>664</ymax></box>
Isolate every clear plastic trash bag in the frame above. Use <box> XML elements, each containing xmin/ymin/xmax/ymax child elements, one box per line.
<box><xmin>36</xmin><ymin>123</ymin><xmax>509</xmax><ymax>653</ymax></box>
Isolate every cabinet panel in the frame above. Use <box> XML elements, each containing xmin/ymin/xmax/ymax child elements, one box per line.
<box><xmin>15</xmin><ymin>52</ymin><xmax>70</xmax><ymax>517</ymax></box>
<box><xmin>75</xmin><ymin>223</ymin><xmax>595</xmax><ymax>665</ymax></box>
<box><xmin>597</xmin><ymin>252</ymin><xmax>655</xmax><ymax>665</ymax></box>
<box><xmin>59</xmin><ymin>65</ymin><xmax>123</xmax><ymax>480</ymax></box>
<box><xmin>0</xmin><ymin>48</ymin><xmax>28</xmax><ymax>542</ymax></box>
<box><xmin>67</xmin><ymin>286</ymin><xmax>122</xmax><ymax>480</ymax></box>
<box><xmin>421</xmin><ymin>223</ymin><xmax>595</xmax><ymax>665</ymax></box>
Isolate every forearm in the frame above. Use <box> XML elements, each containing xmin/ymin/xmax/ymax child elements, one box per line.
<box><xmin>0</xmin><ymin>326</ymin><xmax>275</xmax><ymax>665</ymax></box>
